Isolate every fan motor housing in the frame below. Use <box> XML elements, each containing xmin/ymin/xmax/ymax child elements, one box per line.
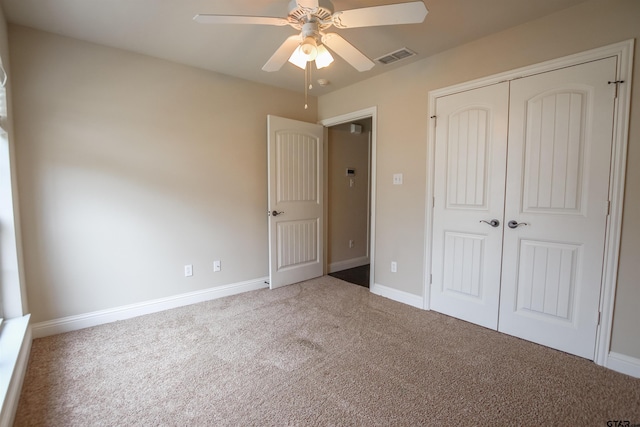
<box><xmin>288</xmin><ymin>0</ymin><xmax>334</xmax><ymax>29</ymax></box>
<box><xmin>301</xmin><ymin>22</ymin><xmax>320</xmax><ymax>39</ymax></box>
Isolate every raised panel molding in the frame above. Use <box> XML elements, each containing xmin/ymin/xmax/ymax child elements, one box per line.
<box><xmin>516</xmin><ymin>240</ymin><xmax>578</xmax><ymax>321</ymax></box>
<box><xmin>523</xmin><ymin>89</ymin><xmax>588</xmax><ymax>214</ymax></box>
<box><xmin>442</xmin><ymin>232</ymin><xmax>485</xmax><ymax>298</ymax></box>
<box><xmin>276</xmin><ymin>219</ymin><xmax>319</xmax><ymax>270</ymax></box>
<box><xmin>276</xmin><ymin>131</ymin><xmax>318</xmax><ymax>203</ymax></box>
<box><xmin>446</xmin><ymin>107</ymin><xmax>490</xmax><ymax>209</ymax></box>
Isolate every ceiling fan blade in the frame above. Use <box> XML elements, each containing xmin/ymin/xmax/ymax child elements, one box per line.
<box><xmin>322</xmin><ymin>33</ymin><xmax>374</xmax><ymax>72</ymax></box>
<box><xmin>332</xmin><ymin>1</ymin><xmax>428</xmax><ymax>29</ymax></box>
<box><xmin>193</xmin><ymin>14</ymin><xmax>289</xmax><ymax>26</ymax></box>
<box><xmin>296</xmin><ymin>0</ymin><xmax>320</xmax><ymax>10</ymax></box>
<box><xmin>262</xmin><ymin>35</ymin><xmax>301</xmax><ymax>72</ymax></box>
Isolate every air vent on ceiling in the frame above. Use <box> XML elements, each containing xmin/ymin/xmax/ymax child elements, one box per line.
<box><xmin>375</xmin><ymin>48</ymin><xmax>416</xmax><ymax>65</ymax></box>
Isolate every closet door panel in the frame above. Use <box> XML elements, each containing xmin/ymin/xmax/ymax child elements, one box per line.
<box><xmin>430</xmin><ymin>82</ymin><xmax>509</xmax><ymax>330</ymax></box>
<box><xmin>499</xmin><ymin>57</ymin><xmax>617</xmax><ymax>359</ymax></box>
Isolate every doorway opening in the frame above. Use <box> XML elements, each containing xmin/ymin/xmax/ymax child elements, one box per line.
<box><xmin>321</xmin><ymin>108</ymin><xmax>377</xmax><ymax>290</ymax></box>
<box><xmin>326</xmin><ymin>118</ymin><xmax>372</xmax><ymax>287</ymax></box>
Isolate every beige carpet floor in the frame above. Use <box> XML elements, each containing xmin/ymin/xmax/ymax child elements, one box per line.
<box><xmin>15</xmin><ymin>276</ymin><xmax>640</xmax><ymax>426</ymax></box>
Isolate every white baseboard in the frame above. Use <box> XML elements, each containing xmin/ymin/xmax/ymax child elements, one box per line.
<box><xmin>0</xmin><ymin>315</ymin><xmax>32</xmax><ymax>427</ymax></box>
<box><xmin>370</xmin><ymin>283</ymin><xmax>424</xmax><ymax>309</ymax></box>
<box><xmin>328</xmin><ymin>257</ymin><xmax>369</xmax><ymax>273</ymax></box>
<box><xmin>31</xmin><ymin>278</ymin><xmax>269</xmax><ymax>339</ymax></box>
<box><xmin>606</xmin><ymin>351</ymin><xmax>640</xmax><ymax>378</ymax></box>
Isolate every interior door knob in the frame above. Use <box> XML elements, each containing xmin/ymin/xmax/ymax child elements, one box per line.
<box><xmin>508</xmin><ymin>220</ymin><xmax>528</xmax><ymax>229</ymax></box>
<box><xmin>271</xmin><ymin>210</ymin><xmax>284</xmax><ymax>217</ymax></box>
<box><xmin>479</xmin><ymin>219</ymin><xmax>500</xmax><ymax>227</ymax></box>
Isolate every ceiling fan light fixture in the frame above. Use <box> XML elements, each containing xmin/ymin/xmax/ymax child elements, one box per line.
<box><xmin>288</xmin><ymin>45</ymin><xmax>309</xmax><ymax>69</ymax></box>
<box><xmin>300</xmin><ymin>36</ymin><xmax>318</xmax><ymax>60</ymax></box>
<box><xmin>315</xmin><ymin>44</ymin><xmax>334</xmax><ymax>69</ymax></box>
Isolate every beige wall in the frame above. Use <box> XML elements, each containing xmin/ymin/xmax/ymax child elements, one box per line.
<box><xmin>328</xmin><ymin>121</ymin><xmax>370</xmax><ymax>268</ymax></box>
<box><xmin>9</xmin><ymin>25</ymin><xmax>317</xmax><ymax>323</ymax></box>
<box><xmin>318</xmin><ymin>0</ymin><xmax>640</xmax><ymax>359</ymax></box>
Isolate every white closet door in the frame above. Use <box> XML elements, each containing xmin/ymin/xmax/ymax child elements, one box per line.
<box><xmin>498</xmin><ymin>57</ymin><xmax>617</xmax><ymax>359</ymax></box>
<box><xmin>430</xmin><ymin>82</ymin><xmax>509</xmax><ymax>329</ymax></box>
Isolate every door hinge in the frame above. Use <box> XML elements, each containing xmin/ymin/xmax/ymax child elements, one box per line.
<box><xmin>607</xmin><ymin>200</ymin><xmax>611</xmax><ymax>216</ymax></box>
<box><xmin>597</xmin><ymin>311</ymin><xmax>602</xmax><ymax>325</ymax></box>
<box><xmin>430</xmin><ymin>115</ymin><xmax>437</xmax><ymax>126</ymax></box>
<box><xmin>608</xmin><ymin>80</ymin><xmax>624</xmax><ymax>99</ymax></box>
<box><xmin>430</xmin><ymin>273</ymin><xmax>432</xmax><ymax>284</ymax></box>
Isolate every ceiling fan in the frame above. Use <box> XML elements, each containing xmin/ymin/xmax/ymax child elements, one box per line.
<box><xmin>193</xmin><ymin>0</ymin><xmax>428</xmax><ymax>73</ymax></box>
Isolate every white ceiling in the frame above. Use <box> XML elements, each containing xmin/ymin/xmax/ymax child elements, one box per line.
<box><xmin>1</xmin><ymin>0</ymin><xmax>590</xmax><ymax>94</ymax></box>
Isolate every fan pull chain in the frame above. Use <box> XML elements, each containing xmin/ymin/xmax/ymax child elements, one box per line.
<box><xmin>302</xmin><ymin>60</ymin><xmax>316</xmax><ymax>110</ymax></box>
<box><xmin>303</xmin><ymin>61</ymin><xmax>315</xmax><ymax>110</ymax></box>
<box><xmin>304</xmin><ymin>63</ymin><xmax>308</xmax><ymax>110</ymax></box>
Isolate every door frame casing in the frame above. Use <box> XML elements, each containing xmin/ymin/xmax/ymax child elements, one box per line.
<box><xmin>321</xmin><ymin>107</ymin><xmax>377</xmax><ymax>289</ymax></box>
<box><xmin>424</xmin><ymin>40</ymin><xmax>634</xmax><ymax>367</ymax></box>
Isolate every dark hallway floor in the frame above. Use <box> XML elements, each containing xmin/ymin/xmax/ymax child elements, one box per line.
<box><xmin>329</xmin><ymin>264</ymin><xmax>370</xmax><ymax>288</ymax></box>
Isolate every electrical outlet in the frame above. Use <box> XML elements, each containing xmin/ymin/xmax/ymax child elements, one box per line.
<box><xmin>391</xmin><ymin>261</ymin><xmax>397</xmax><ymax>273</ymax></box>
<box><xmin>184</xmin><ymin>264</ymin><xmax>193</xmax><ymax>277</ymax></box>
<box><xmin>213</xmin><ymin>260</ymin><xmax>221</xmax><ymax>272</ymax></box>
<box><xmin>393</xmin><ymin>173</ymin><xmax>403</xmax><ymax>185</ymax></box>
<box><xmin>349</xmin><ymin>240</ymin><xmax>355</xmax><ymax>248</ymax></box>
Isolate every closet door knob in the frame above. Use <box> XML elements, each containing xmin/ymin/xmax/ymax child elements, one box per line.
<box><xmin>507</xmin><ymin>220</ymin><xmax>528</xmax><ymax>229</ymax></box>
<box><xmin>479</xmin><ymin>219</ymin><xmax>500</xmax><ymax>227</ymax></box>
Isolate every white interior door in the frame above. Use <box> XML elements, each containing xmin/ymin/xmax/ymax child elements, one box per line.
<box><xmin>267</xmin><ymin>115</ymin><xmax>324</xmax><ymax>289</ymax></box>
<box><xmin>430</xmin><ymin>82</ymin><xmax>509</xmax><ymax>329</ymax></box>
<box><xmin>498</xmin><ymin>57</ymin><xmax>617</xmax><ymax>359</ymax></box>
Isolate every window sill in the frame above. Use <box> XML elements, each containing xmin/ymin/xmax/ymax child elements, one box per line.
<box><xmin>0</xmin><ymin>314</ymin><xmax>31</xmax><ymax>426</ymax></box>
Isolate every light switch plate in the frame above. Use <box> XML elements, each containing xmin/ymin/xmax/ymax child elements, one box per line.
<box><xmin>393</xmin><ymin>173</ymin><xmax>403</xmax><ymax>185</ymax></box>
